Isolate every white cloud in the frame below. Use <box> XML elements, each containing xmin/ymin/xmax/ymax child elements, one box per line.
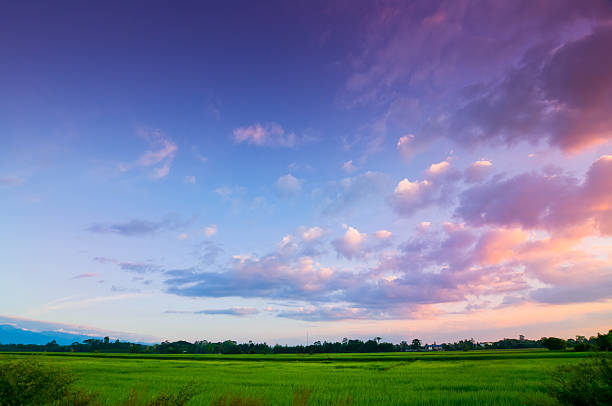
<box><xmin>184</xmin><ymin>175</ymin><xmax>196</xmax><ymax>184</ymax></box>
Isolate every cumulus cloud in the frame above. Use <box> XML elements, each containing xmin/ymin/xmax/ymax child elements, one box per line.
<box><xmin>389</xmin><ymin>159</ymin><xmax>462</xmax><ymax>216</ymax></box>
<box><xmin>464</xmin><ymin>160</ymin><xmax>493</xmax><ymax>183</ymax></box>
<box><xmin>275</xmin><ymin>174</ymin><xmax>302</xmax><ymax>197</ymax></box>
<box><xmin>120</xmin><ymin>128</ymin><xmax>177</xmax><ymax>179</ymax></box>
<box><xmin>87</xmin><ymin>214</ymin><xmax>189</xmax><ymax>236</ymax></box>
<box><xmin>456</xmin><ymin>155</ymin><xmax>612</xmax><ymax>235</ymax></box>
<box><xmin>162</xmin><ymin>152</ymin><xmax>612</xmax><ymax>320</ymax></box>
<box><xmin>332</xmin><ymin>226</ymin><xmax>367</xmax><ymax>260</ymax></box>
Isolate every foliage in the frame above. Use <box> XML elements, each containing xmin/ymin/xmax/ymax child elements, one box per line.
<box><xmin>0</xmin><ymin>359</ymin><xmax>96</xmax><ymax>406</ymax></box>
<box><xmin>541</xmin><ymin>337</ymin><xmax>567</xmax><ymax>351</ymax></box>
<box><xmin>545</xmin><ymin>355</ymin><xmax>612</xmax><ymax>406</ymax></box>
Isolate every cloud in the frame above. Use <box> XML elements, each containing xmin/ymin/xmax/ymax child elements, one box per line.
<box><xmin>342</xmin><ymin>160</ymin><xmax>356</xmax><ymax>173</ymax></box>
<box><xmin>436</xmin><ymin>26</ymin><xmax>612</xmax><ymax>153</ymax></box>
<box><xmin>177</xmin><ymin>233</ymin><xmax>188</xmax><ymax>240</ymax></box>
<box><xmin>166</xmin><ymin>307</ymin><xmax>259</xmax><ymax>317</ymax></box>
<box><xmin>0</xmin><ymin>175</ymin><xmax>24</xmax><ymax>187</ymax></box>
<box><xmin>340</xmin><ymin>1</ymin><xmax>612</xmax><ymax>153</ymax></box>
<box><xmin>70</xmin><ymin>273</ymin><xmax>98</xmax><ymax>280</ymax></box>
<box><xmin>93</xmin><ymin>257</ymin><xmax>161</xmax><ymax>273</ymax></box>
<box><xmin>389</xmin><ymin>159</ymin><xmax>461</xmax><ymax>216</ymax></box>
<box><xmin>426</xmin><ymin>161</ymin><xmax>451</xmax><ymax>177</ymax></box>
<box><xmin>120</xmin><ymin>129</ymin><xmax>177</xmax><ymax>179</ymax></box>
<box><xmin>464</xmin><ymin>160</ymin><xmax>493</xmax><ymax>183</ymax></box>
<box><xmin>319</xmin><ymin>171</ymin><xmax>391</xmax><ymax>214</ymax></box>
<box><xmin>165</xmin><ymin>255</ymin><xmax>350</xmax><ymax>303</ymax></box>
<box><xmin>193</xmin><ymin>240</ymin><xmax>224</xmax><ymax>265</ymax></box>
<box><xmin>184</xmin><ymin>175</ymin><xmax>196</xmax><ymax>184</ymax></box>
<box><xmin>373</xmin><ymin>230</ymin><xmax>392</xmax><ymax>240</ymax></box>
<box><xmin>455</xmin><ymin>155</ymin><xmax>612</xmax><ymax>235</ymax></box>
<box><xmin>87</xmin><ymin>214</ymin><xmax>189</xmax><ymax>236</ymax></box>
<box><xmin>204</xmin><ymin>224</ymin><xmax>218</xmax><ymax>237</ymax></box>
<box><xmin>300</xmin><ymin>226</ymin><xmax>324</xmax><ymax>242</ymax></box>
<box><xmin>332</xmin><ymin>226</ymin><xmax>367</xmax><ymax>260</ymax></box>
<box><xmin>275</xmin><ymin>174</ymin><xmax>302</xmax><ymax>197</ymax></box>
<box><xmin>233</xmin><ymin>123</ymin><xmax>316</xmax><ymax>148</ymax></box>
<box><xmin>397</xmin><ymin>134</ymin><xmax>416</xmax><ymax>158</ymax></box>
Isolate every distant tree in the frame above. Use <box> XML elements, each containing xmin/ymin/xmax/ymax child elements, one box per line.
<box><xmin>595</xmin><ymin>330</ymin><xmax>612</xmax><ymax>351</ymax></box>
<box><xmin>542</xmin><ymin>337</ymin><xmax>567</xmax><ymax>351</ymax></box>
<box><xmin>410</xmin><ymin>339</ymin><xmax>422</xmax><ymax>350</ymax></box>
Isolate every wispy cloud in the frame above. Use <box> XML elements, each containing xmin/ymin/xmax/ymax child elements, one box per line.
<box><xmin>71</xmin><ymin>273</ymin><xmax>98</xmax><ymax>280</ymax></box>
<box><xmin>233</xmin><ymin>122</ymin><xmax>317</xmax><ymax>148</ymax></box>
<box><xmin>0</xmin><ymin>175</ymin><xmax>25</xmax><ymax>187</ymax></box>
<box><xmin>119</xmin><ymin>128</ymin><xmax>177</xmax><ymax>178</ymax></box>
<box><xmin>93</xmin><ymin>257</ymin><xmax>162</xmax><ymax>273</ymax></box>
<box><xmin>166</xmin><ymin>307</ymin><xmax>258</xmax><ymax>317</ymax></box>
<box><xmin>87</xmin><ymin>214</ymin><xmax>190</xmax><ymax>236</ymax></box>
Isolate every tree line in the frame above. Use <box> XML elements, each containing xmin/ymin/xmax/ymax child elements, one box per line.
<box><xmin>1</xmin><ymin>329</ymin><xmax>610</xmax><ymax>354</ymax></box>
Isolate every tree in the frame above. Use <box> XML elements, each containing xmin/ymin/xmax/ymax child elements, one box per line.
<box><xmin>542</xmin><ymin>337</ymin><xmax>567</xmax><ymax>350</ymax></box>
<box><xmin>595</xmin><ymin>330</ymin><xmax>612</xmax><ymax>351</ymax></box>
<box><xmin>410</xmin><ymin>339</ymin><xmax>422</xmax><ymax>350</ymax></box>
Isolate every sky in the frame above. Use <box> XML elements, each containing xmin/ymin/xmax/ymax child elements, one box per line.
<box><xmin>1</xmin><ymin>0</ymin><xmax>612</xmax><ymax>345</ymax></box>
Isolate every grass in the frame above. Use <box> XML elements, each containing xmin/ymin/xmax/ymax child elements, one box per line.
<box><xmin>0</xmin><ymin>350</ymin><xmax>592</xmax><ymax>405</ymax></box>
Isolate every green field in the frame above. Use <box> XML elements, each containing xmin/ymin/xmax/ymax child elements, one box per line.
<box><xmin>0</xmin><ymin>350</ymin><xmax>590</xmax><ymax>405</ymax></box>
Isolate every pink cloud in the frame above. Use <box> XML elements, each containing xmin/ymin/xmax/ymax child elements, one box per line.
<box><xmin>456</xmin><ymin>155</ymin><xmax>612</xmax><ymax>235</ymax></box>
<box><xmin>233</xmin><ymin>123</ymin><xmax>303</xmax><ymax>148</ymax></box>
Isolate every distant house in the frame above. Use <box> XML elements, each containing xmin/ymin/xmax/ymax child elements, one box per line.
<box><xmin>425</xmin><ymin>344</ymin><xmax>443</xmax><ymax>351</ymax></box>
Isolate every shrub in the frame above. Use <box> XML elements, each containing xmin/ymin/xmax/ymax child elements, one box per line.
<box><xmin>0</xmin><ymin>359</ymin><xmax>88</xmax><ymax>406</ymax></box>
<box><xmin>545</xmin><ymin>355</ymin><xmax>612</xmax><ymax>406</ymax></box>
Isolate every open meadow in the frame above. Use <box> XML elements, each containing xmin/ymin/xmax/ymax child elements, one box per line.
<box><xmin>0</xmin><ymin>350</ymin><xmax>592</xmax><ymax>405</ymax></box>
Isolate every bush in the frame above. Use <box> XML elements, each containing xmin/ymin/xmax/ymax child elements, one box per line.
<box><xmin>0</xmin><ymin>359</ymin><xmax>91</xmax><ymax>406</ymax></box>
<box><xmin>545</xmin><ymin>355</ymin><xmax>612</xmax><ymax>406</ymax></box>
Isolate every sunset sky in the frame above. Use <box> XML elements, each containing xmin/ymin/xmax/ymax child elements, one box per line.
<box><xmin>1</xmin><ymin>0</ymin><xmax>612</xmax><ymax>344</ymax></box>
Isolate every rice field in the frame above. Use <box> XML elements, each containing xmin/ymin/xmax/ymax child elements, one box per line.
<box><xmin>0</xmin><ymin>350</ymin><xmax>590</xmax><ymax>405</ymax></box>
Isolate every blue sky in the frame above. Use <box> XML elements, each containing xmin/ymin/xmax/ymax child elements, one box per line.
<box><xmin>1</xmin><ymin>0</ymin><xmax>612</xmax><ymax>344</ymax></box>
